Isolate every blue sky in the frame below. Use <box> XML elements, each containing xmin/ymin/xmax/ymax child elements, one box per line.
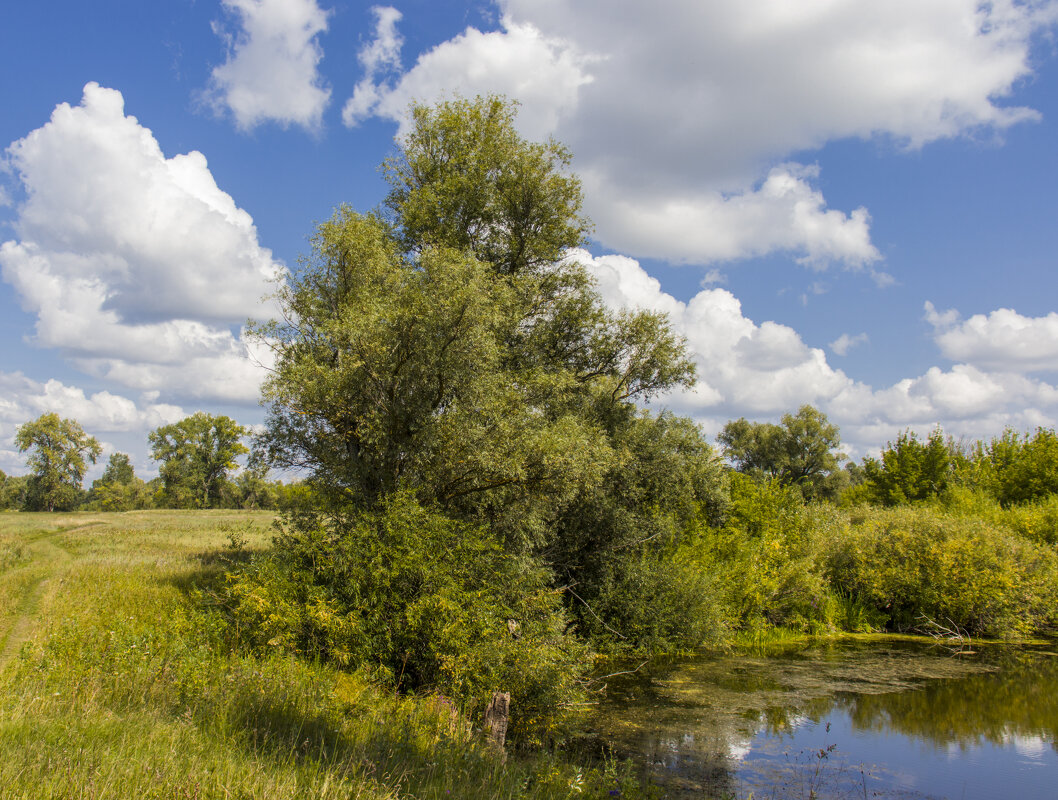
<box><xmin>3</xmin><ymin>0</ymin><xmax>1058</xmax><ymax>479</ymax></box>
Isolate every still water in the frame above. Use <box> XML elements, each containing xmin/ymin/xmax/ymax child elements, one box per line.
<box><xmin>589</xmin><ymin>639</ymin><xmax>1058</xmax><ymax>799</ymax></box>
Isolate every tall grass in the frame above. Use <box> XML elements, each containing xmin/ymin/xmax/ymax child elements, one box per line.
<box><xmin>0</xmin><ymin>512</ymin><xmax>644</xmax><ymax>800</ymax></box>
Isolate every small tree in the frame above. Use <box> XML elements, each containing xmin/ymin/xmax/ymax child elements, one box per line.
<box><xmin>718</xmin><ymin>405</ymin><xmax>845</xmax><ymax>500</ymax></box>
<box><xmin>234</xmin><ymin>448</ymin><xmax>276</xmax><ymax>510</ymax></box>
<box><xmin>89</xmin><ymin>452</ymin><xmax>150</xmax><ymax>511</ymax></box>
<box><xmin>971</xmin><ymin>427</ymin><xmax>1058</xmax><ymax>507</ymax></box>
<box><xmin>862</xmin><ymin>428</ymin><xmax>951</xmax><ymax>505</ymax></box>
<box><xmin>15</xmin><ymin>413</ymin><xmax>101</xmax><ymax>511</ymax></box>
<box><xmin>0</xmin><ymin>471</ymin><xmax>29</xmax><ymax>511</ymax></box>
<box><xmin>149</xmin><ymin>413</ymin><xmax>248</xmax><ymax>508</ymax></box>
<box><xmin>99</xmin><ymin>452</ymin><xmax>135</xmax><ymax>485</ymax></box>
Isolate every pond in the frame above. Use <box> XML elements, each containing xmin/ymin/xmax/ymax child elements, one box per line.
<box><xmin>588</xmin><ymin>638</ymin><xmax>1058</xmax><ymax>799</ymax></box>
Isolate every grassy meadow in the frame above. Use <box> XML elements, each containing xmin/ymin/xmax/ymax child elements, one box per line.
<box><xmin>0</xmin><ymin>511</ymin><xmax>639</xmax><ymax>800</ymax></box>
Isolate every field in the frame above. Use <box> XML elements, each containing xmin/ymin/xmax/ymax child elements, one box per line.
<box><xmin>0</xmin><ymin>511</ymin><xmax>634</xmax><ymax>800</ymax></box>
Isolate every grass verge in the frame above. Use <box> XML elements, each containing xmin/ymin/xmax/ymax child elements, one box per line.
<box><xmin>0</xmin><ymin>511</ymin><xmax>644</xmax><ymax>800</ymax></box>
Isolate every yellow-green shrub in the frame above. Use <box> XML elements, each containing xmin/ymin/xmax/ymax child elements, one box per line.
<box><xmin>712</xmin><ymin>474</ymin><xmax>833</xmax><ymax>631</ymax></box>
<box><xmin>578</xmin><ymin>530</ymin><xmax>731</xmax><ymax>653</ymax></box>
<box><xmin>828</xmin><ymin>505</ymin><xmax>1058</xmax><ymax>637</ymax></box>
<box><xmin>218</xmin><ymin>493</ymin><xmax>589</xmax><ymax>744</ymax></box>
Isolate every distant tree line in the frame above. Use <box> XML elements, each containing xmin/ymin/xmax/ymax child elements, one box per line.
<box><xmin>1</xmin><ymin>410</ymin><xmax>301</xmax><ymax>512</ymax></box>
<box><xmin>717</xmin><ymin>406</ymin><xmax>1058</xmax><ymax>511</ymax></box>
<box><xmin>7</xmin><ymin>402</ymin><xmax>1054</xmax><ymax>516</ymax></box>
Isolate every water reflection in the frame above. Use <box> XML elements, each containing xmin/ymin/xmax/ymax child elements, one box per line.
<box><xmin>590</xmin><ymin>640</ymin><xmax>1058</xmax><ymax>799</ymax></box>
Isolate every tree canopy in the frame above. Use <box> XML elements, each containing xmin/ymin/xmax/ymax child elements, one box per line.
<box><xmin>99</xmin><ymin>452</ymin><xmax>135</xmax><ymax>486</ymax></box>
<box><xmin>149</xmin><ymin>413</ymin><xmax>248</xmax><ymax>508</ymax></box>
<box><xmin>382</xmin><ymin>96</ymin><xmax>591</xmax><ymax>277</ymax></box>
<box><xmin>88</xmin><ymin>452</ymin><xmax>150</xmax><ymax>512</ymax></box>
<box><xmin>718</xmin><ymin>405</ymin><xmax>845</xmax><ymax>500</ymax></box>
<box><xmin>862</xmin><ymin>428</ymin><xmax>952</xmax><ymax>505</ymax></box>
<box><xmin>255</xmin><ymin>96</ymin><xmax>696</xmax><ymax>551</ymax></box>
<box><xmin>15</xmin><ymin>412</ymin><xmax>101</xmax><ymax>511</ymax></box>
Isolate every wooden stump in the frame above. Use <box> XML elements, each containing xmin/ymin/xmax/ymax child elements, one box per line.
<box><xmin>483</xmin><ymin>690</ymin><xmax>511</xmax><ymax>755</ymax></box>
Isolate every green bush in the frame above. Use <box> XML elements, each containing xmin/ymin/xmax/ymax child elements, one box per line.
<box><xmin>577</xmin><ymin>529</ymin><xmax>730</xmax><ymax>654</ymax></box>
<box><xmin>973</xmin><ymin>427</ymin><xmax>1058</xmax><ymax>507</ymax></box>
<box><xmin>827</xmin><ymin>505</ymin><xmax>1058</xmax><ymax>637</ymax></box>
<box><xmin>991</xmin><ymin>495</ymin><xmax>1058</xmax><ymax>547</ymax></box>
<box><xmin>218</xmin><ymin>493</ymin><xmax>590</xmax><ymax>743</ymax></box>
<box><xmin>714</xmin><ymin>474</ymin><xmax>832</xmax><ymax>631</ymax></box>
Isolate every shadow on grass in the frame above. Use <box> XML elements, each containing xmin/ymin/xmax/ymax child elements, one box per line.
<box><xmin>164</xmin><ymin>545</ymin><xmax>260</xmax><ymax>597</ymax></box>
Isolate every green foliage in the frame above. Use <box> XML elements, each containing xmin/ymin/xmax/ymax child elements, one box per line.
<box><xmin>577</xmin><ymin>529</ymin><xmax>730</xmax><ymax>654</ymax></box>
<box><xmin>824</xmin><ymin>590</ymin><xmax>888</xmax><ymax>633</ymax></box>
<box><xmin>383</xmin><ymin>95</ymin><xmax>591</xmax><ymax>277</ymax></box>
<box><xmin>0</xmin><ymin>472</ymin><xmax>30</xmax><ymax>511</ymax></box>
<box><xmin>15</xmin><ymin>412</ymin><xmax>101</xmax><ymax>511</ymax></box>
<box><xmin>861</xmin><ymin>427</ymin><xmax>953</xmax><ymax>505</ymax></box>
<box><xmin>970</xmin><ymin>427</ymin><xmax>1058</xmax><ymax>507</ymax></box>
<box><xmin>89</xmin><ymin>478</ymin><xmax>153</xmax><ymax>512</ymax></box>
<box><xmin>220</xmin><ymin>494</ymin><xmax>590</xmax><ymax>743</ymax></box>
<box><xmin>718</xmin><ymin>405</ymin><xmax>846</xmax><ymax>501</ymax></box>
<box><xmin>552</xmin><ymin>411</ymin><xmax>729</xmax><ymax>651</ymax></box>
<box><xmin>231</xmin><ymin>448</ymin><xmax>279</xmax><ymax>509</ymax></box>
<box><xmin>715</xmin><ymin>474</ymin><xmax>833</xmax><ymax>630</ymax></box>
<box><xmin>88</xmin><ymin>452</ymin><xmax>153</xmax><ymax>511</ymax></box>
<box><xmin>149</xmin><ymin>412</ymin><xmax>249</xmax><ymax>508</ymax></box>
<box><xmin>997</xmin><ymin>494</ymin><xmax>1058</xmax><ymax>546</ymax></box>
<box><xmin>101</xmin><ymin>451</ymin><xmax>135</xmax><ymax>485</ymax></box>
<box><xmin>827</xmin><ymin>505</ymin><xmax>1058</xmax><ymax>637</ymax></box>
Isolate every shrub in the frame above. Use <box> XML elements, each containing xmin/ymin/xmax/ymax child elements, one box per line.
<box><xmin>827</xmin><ymin>505</ymin><xmax>1058</xmax><ymax>637</ymax></box>
<box><xmin>576</xmin><ymin>529</ymin><xmax>731</xmax><ymax>654</ymax></box>
<box><xmin>218</xmin><ymin>493</ymin><xmax>590</xmax><ymax>743</ymax></box>
<box><xmin>712</xmin><ymin>474</ymin><xmax>832</xmax><ymax>631</ymax></box>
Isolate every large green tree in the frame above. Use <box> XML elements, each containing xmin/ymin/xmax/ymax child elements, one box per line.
<box><xmin>15</xmin><ymin>412</ymin><xmax>101</xmax><ymax>511</ymax></box>
<box><xmin>718</xmin><ymin>405</ymin><xmax>845</xmax><ymax>500</ymax></box>
<box><xmin>149</xmin><ymin>413</ymin><xmax>248</xmax><ymax>508</ymax></box>
<box><xmin>255</xmin><ymin>96</ymin><xmax>695</xmax><ymax>551</ymax></box>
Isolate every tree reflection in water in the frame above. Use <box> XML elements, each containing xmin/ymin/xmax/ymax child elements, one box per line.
<box><xmin>589</xmin><ymin>639</ymin><xmax>1058</xmax><ymax>798</ymax></box>
<box><xmin>840</xmin><ymin>647</ymin><xmax>1058</xmax><ymax>752</ymax></box>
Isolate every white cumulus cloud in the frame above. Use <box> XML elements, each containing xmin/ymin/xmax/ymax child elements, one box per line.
<box><xmin>0</xmin><ymin>83</ymin><xmax>281</xmax><ymax>406</ymax></box>
<box><xmin>342</xmin><ymin>5</ymin><xmax>405</xmax><ymax>127</ymax></box>
<box><xmin>205</xmin><ymin>0</ymin><xmax>331</xmax><ymax>131</ymax></box>
<box><xmin>0</xmin><ymin>371</ymin><xmax>185</xmax><ymax>476</ymax></box>
<box><xmin>348</xmin><ymin>0</ymin><xmax>1057</xmax><ymax>270</ymax></box>
<box><xmin>582</xmin><ymin>164</ymin><xmax>879</xmax><ymax>267</ymax></box>
<box><xmin>571</xmin><ymin>249</ymin><xmax>1058</xmax><ymax>456</ymax></box>
<box><xmin>830</xmin><ymin>332</ymin><xmax>869</xmax><ymax>356</ymax></box>
<box><xmin>926</xmin><ymin>301</ymin><xmax>1058</xmax><ymax>373</ymax></box>
<box><xmin>572</xmin><ymin>248</ymin><xmax>858</xmax><ymax>415</ymax></box>
<box><xmin>344</xmin><ymin>14</ymin><xmax>597</xmax><ymax>142</ymax></box>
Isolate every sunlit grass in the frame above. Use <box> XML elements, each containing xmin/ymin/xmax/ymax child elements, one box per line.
<box><xmin>0</xmin><ymin>511</ymin><xmax>644</xmax><ymax>800</ymax></box>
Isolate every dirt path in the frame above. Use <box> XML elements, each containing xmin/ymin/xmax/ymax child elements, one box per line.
<box><xmin>0</xmin><ymin>524</ymin><xmax>95</xmax><ymax>670</ymax></box>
